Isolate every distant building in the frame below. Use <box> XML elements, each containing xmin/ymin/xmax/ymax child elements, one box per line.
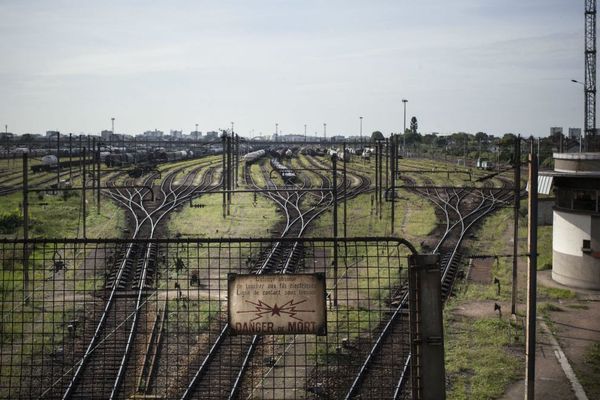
<box><xmin>550</xmin><ymin>127</ymin><xmax>563</xmax><ymax>137</ymax></box>
<box><xmin>101</xmin><ymin>130</ymin><xmax>113</xmax><ymax>141</ymax></box>
<box><xmin>170</xmin><ymin>130</ymin><xmax>183</xmax><ymax>138</ymax></box>
<box><xmin>568</xmin><ymin>128</ymin><xmax>582</xmax><ymax>140</ymax></box>
<box><xmin>143</xmin><ymin>129</ymin><xmax>163</xmax><ymax>138</ymax></box>
<box><xmin>0</xmin><ymin>132</ymin><xmax>14</xmax><ymax>140</ymax></box>
<box><xmin>279</xmin><ymin>134</ymin><xmax>306</xmax><ymax>142</ymax></box>
<box><xmin>190</xmin><ymin>130</ymin><xmax>202</xmax><ymax>140</ymax></box>
<box><xmin>205</xmin><ymin>131</ymin><xmax>219</xmax><ymax>140</ymax></box>
<box><xmin>331</xmin><ymin>135</ymin><xmax>346</xmax><ymax>142</ymax></box>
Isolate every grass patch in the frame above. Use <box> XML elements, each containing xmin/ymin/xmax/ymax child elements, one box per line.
<box><xmin>166</xmin><ymin>298</ymin><xmax>223</xmax><ymax>333</ymax></box>
<box><xmin>314</xmin><ymin>305</ymin><xmax>379</xmax><ymax>363</ymax></box>
<box><xmin>538</xmin><ymin>286</ymin><xmax>576</xmax><ymax>300</ymax></box>
<box><xmin>576</xmin><ymin>341</ymin><xmax>600</xmax><ymax>399</ymax></box>
<box><xmin>0</xmin><ymin>186</ymin><xmax>125</xmax><ymax>239</ymax></box>
<box><xmin>538</xmin><ymin>226</ymin><xmax>553</xmax><ymax>270</ymax></box>
<box><xmin>168</xmin><ymin>191</ymin><xmax>279</xmax><ymax>238</ymax></box>
<box><xmin>445</xmin><ymin>316</ymin><xmax>522</xmax><ymax>400</ymax></box>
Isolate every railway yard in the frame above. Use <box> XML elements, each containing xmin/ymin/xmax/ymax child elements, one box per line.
<box><xmin>0</xmin><ymin>140</ymin><xmax>597</xmax><ymax>400</ymax></box>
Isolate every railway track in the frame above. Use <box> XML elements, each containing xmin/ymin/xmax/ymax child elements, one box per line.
<box><xmin>340</xmin><ymin>173</ymin><xmax>513</xmax><ymax>399</ymax></box>
<box><xmin>178</xmin><ymin>154</ymin><xmax>371</xmax><ymax>399</ymax></box>
<box><xmin>38</xmin><ymin>157</ymin><xmax>221</xmax><ymax>399</ymax></box>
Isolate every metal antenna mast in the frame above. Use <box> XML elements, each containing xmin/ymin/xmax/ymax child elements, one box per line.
<box><xmin>585</xmin><ymin>0</ymin><xmax>597</xmax><ymax>148</ymax></box>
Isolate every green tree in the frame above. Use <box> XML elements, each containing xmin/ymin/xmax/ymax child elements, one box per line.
<box><xmin>410</xmin><ymin>117</ymin><xmax>418</xmax><ymax>134</ymax></box>
<box><xmin>371</xmin><ymin>131</ymin><xmax>384</xmax><ymax>141</ymax></box>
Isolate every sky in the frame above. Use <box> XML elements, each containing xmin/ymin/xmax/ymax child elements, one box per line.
<box><xmin>0</xmin><ymin>0</ymin><xmax>589</xmax><ymax>138</ymax></box>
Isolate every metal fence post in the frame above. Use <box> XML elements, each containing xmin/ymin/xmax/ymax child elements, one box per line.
<box><xmin>97</xmin><ymin>140</ymin><xmax>101</xmax><ymax>214</ymax></box>
<box><xmin>222</xmin><ymin>134</ymin><xmax>226</xmax><ymax>219</ymax></box>
<box><xmin>82</xmin><ymin>147</ymin><xmax>87</xmax><ymax>238</ymax></box>
<box><xmin>343</xmin><ymin>143</ymin><xmax>347</xmax><ymax>238</ymax></box>
<box><xmin>511</xmin><ymin>134</ymin><xmax>521</xmax><ymax>315</ymax></box>
<box><xmin>525</xmin><ymin>138</ymin><xmax>538</xmax><ymax>400</ymax></box>
<box><xmin>391</xmin><ymin>135</ymin><xmax>396</xmax><ymax>234</ymax></box>
<box><xmin>332</xmin><ymin>154</ymin><xmax>338</xmax><ymax>307</ymax></box>
<box><xmin>408</xmin><ymin>253</ymin><xmax>446</xmax><ymax>400</ymax></box>
<box><xmin>22</xmin><ymin>153</ymin><xmax>30</xmax><ymax>303</ymax></box>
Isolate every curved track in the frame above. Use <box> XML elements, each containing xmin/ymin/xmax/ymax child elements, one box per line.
<box><xmin>48</xmin><ymin>157</ymin><xmax>221</xmax><ymax>399</ymax></box>
<box><xmin>342</xmin><ymin>172</ymin><xmax>512</xmax><ymax>399</ymax></box>
<box><xmin>179</xmin><ymin>154</ymin><xmax>371</xmax><ymax>400</ymax></box>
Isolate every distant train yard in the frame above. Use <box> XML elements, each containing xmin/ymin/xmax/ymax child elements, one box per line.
<box><xmin>0</xmin><ymin>135</ymin><xmax>557</xmax><ymax>400</ymax></box>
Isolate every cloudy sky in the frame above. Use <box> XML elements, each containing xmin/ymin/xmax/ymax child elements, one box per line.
<box><xmin>0</xmin><ymin>0</ymin><xmax>587</xmax><ymax>138</ymax></box>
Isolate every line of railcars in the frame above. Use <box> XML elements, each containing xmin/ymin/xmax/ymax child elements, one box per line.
<box><xmin>270</xmin><ymin>158</ymin><xmax>297</xmax><ymax>182</ymax></box>
<box><xmin>27</xmin><ymin>147</ymin><xmax>221</xmax><ymax>172</ymax></box>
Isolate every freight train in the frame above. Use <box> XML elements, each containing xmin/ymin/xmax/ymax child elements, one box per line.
<box><xmin>270</xmin><ymin>158</ymin><xmax>297</xmax><ymax>182</ymax></box>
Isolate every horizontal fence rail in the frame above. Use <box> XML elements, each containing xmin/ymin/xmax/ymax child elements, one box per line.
<box><xmin>0</xmin><ymin>237</ymin><xmax>412</xmax><ymax>399</ymax></box>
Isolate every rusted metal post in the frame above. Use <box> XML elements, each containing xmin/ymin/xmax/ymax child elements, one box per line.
<box><xmin>69</xmin><ymin>133</ymin><xmax>73</xmax><ymax>183</ymax></box>
<box><xmin>22</xmin><ymin>153</ymin><xmax>30</xmax><ymax>303</ymax></box>
<box><xmin>235</xmin><ymin>134</ymin><xmax>239</xmax><ymax>188</ymax></box>
<box><xmin>409</xmin><ymin>253</ymin><xmax>446</xmax><ymax>400</ymax></box>
<box><xmin>385</xmin><ymin>138</ymin><xmax>389</xmax><ymax>199</ymax></box>
<box><xmin>511</xmin><ymin>135</ymin><xmax>521</xmax><ymax>315</ymax></box>
<box><xmin>222</xmin><ymin>134</ymin><xmax>226</xmax><ymax>219</ymax></box>
<box><xmin>82</xmin><ymin>147</ymin><xmax>87</xmax><ymax>238</ymax></box>
<box><xmin>525</xmin><ymin>138</ymin><xmax>538</xmax><ymax>400</ymax></box>
<box><xmin>91</xmin><ymin>138</ymin><xmax>96</xmax><ymax>198</ymax></box>
<box><xmin>391</xmin><ymin>135</ymin><xmax>396</xmax><ymax>234</ymax></box>
<box><xmin>343</xmin><ymin>143</ymin><xmax>347</xmax><ymax>238</ymax></box>
<box><xmin>56</xmin><ymin>131</ymin><xmax>61</xmax><ymax>189</ymax></box>
<box><xmin>373</xmin><ymin>141</ymin><xmax>379</xmax><ymax>215</ymax></box>
<box><xmin>379</xmin><ymin>140</ymin><xmax>383</xmax><ymax>219</ymax></box>
<box><xmin>227</xmin><ymin>135</ymin><xmax>232</xmax><ymax>214</ymax></box>
<box><xmin>332</xmin><ymin>154</ymin><xmax>338</xmax><ymax>307</ymax></box>
<box><xmin>97</xmin><ymin>140</ymin><xmax>101</xmax><ymax>214</ymax></box>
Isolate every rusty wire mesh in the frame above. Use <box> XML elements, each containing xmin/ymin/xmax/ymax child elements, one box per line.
<box><xmin>0</xmin><ymin>238</ymin><xmax>411</xmax><ymax>399</ymax></box>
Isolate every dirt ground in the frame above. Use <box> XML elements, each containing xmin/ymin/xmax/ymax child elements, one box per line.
<box><xmin>459</xmin><ymin>260</ymin><xmax>600</xmax><ymax>399</ymax></box>
<box><xmin>500</xmin><ymin>271</ymin><xmax>600</xmax><ymax>400</ymax></box>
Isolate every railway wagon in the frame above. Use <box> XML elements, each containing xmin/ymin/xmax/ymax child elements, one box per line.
<box><xmin>270</xmin><ymin>158</ymin><xmax>297</xmax><ymax>182</ymax></box>
<box><xmin>243</xmin><ymin>149</ymin><xmax>266</xmax><ymax>163</ymax></box>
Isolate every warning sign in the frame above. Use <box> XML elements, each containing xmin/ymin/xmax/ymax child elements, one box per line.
<box><xmin>228</xmin><ymin>273</ymin><xmax>327</xmax><ymax>336</ymax></box>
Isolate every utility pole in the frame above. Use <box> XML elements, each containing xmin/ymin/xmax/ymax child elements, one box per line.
<box><xmin>390</xmin><ymin>135</ymin><xmax>396</xmax><ymax>234</ymax></box>
<box><xmin>343</xmin><ymin>143</ymin><xmax>347</xmax><ymax>238</ymax></box>
<box><xmin>378</xmin><ymin>140</ymin><xmax>383</xmax><ymax>219</ymax></box>
<box><xmin>511</xmin><ymin>135</ymin><xmax>521</xmax><ymax>315</ymax></box>
<box><xmin>222</xmin><ymin>133</ymin><xmax>227</xmax><ymax>218</ymax></box>
<box><xmin>525</xmin><ymin>138</ymin><xmax>538</xmax><ymax>400</ymax></box>
<box><xmin>235</xmin><ymin>134</ymin><xmax>239</xmax><ymax>188</ymax></box>
<box><xmin>323</xmin><ymin>123</ymin><xmax>327</xmax><ymax>142</ymax></box>
<box><xmin>374</xmin><ymin>141</ymin><xmax>379</xmax><ymax>215</ymax></box>
<box><xmin>69</xmin><ymin>133</ymin><xmax>73</xmax><ymax>183</ymax></box>
<box><xmin>91</xmin><ymin>137</ymin><xmax>96</xmax><ymax>202</ymax></box>
<box><xmin>56</xmin><ymin>131</ymin><xmax>61</xmax><ymax>189</ymax></box>
<box><xmin>402</xmin><ymin>99</ymin><xmax>408</xmax><ymax>155</ymax></box>
<box><xmin>97</xmin><ymin>140</ymin><xmax>101</xmax><ymax>214</ymax></box>
<box><xmin>360</xmin><ymin>116</ymin><xmax>363</xmax><ymax>143</ymax></box>
<box><xmin>304</xmin><ymin>124</ymin><xmax>307</xmax><ymax>142</ymax></box>
<box><xmin>22</xmin><ymin>153</ymin><xmax>30</xmax><ymax>303</ymax></box>
<box><xmin>332</xmin><ymin>154</ymin><xmax>338</xmax><ymax>307</ymax></box>
<box><xmin>82</xmin><ymin>147</ymin><xmax>87</xmax><ymax>238</ymax></box>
